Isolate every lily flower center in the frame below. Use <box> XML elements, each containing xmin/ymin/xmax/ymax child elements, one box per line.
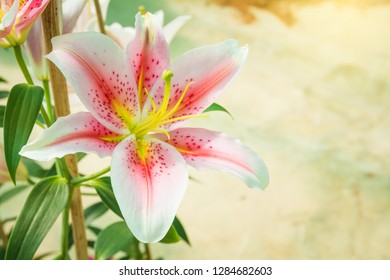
<box><xmin>132</xmin><ymin>69</ymin><xmax>198</xmax><ymax>139</ymax></box>
<box><xmin>102</xmin><ymin>70</ymin><xmax>202</xmax><ymax>144</ymax></box>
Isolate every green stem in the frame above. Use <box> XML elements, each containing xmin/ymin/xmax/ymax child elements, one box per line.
<box><xmin>71</xmin><ymin>166</ymin><xmax>110</xmax><ymax>186</ymax></box>
<box><xmin>56</xmin><ymin>158</ymin><xmax>71</xmax><ymax>181</ymax></box>
<box><xmin>40</xmin><ymin>106</ymin><xmax>51</xmax><ymax>127</ymax></box>
<box><xmin>61</xmin><ymin>186</ymin><xmax>74</xmax><ymax>260</ymax></box>
<box><xmin>13</xmin><ymin>45</ymin><xmax>34</xmax><ymax>85</ymax></box>
<box><xmin>93</xmin><ymin>0</ymin><xmax>106</xmax><ymax>34</ymax></box>
<box><xmin>43</xmin><ymin>79</ymin><xmax>55</xmax><ymax>125</ymax></box>
<box><xmin>35</xmin><ymin>119</ymin><xmax>45</xmax><ymax>128</ymax></box>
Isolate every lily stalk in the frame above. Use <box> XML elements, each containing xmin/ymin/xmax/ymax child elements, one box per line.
<box><xmin>41</xmin><ymin>0</ymin><xmax>88</xmax><ymax>260</ymax></box>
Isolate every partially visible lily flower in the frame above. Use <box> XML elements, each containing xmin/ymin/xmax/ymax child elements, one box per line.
<box><xmin>20</xmin><ymin>12</ymin><xmax>269</xmax><ymax>242</ymax></box>
<box><xmin>24</xmin><ymin>0</ymin><xmax>88</xmax><ymax>80</ymax></box>
<box><xmin>86</xmin><ymin>6</ymin><xmax>190</xmax><ymax>48</ymax></box>
<box><xmin>0</xmin><ymin>0</ymin><xmax>50</xmax><ymax>48</ymax></box>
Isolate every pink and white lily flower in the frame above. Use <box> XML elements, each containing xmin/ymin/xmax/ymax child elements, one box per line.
<box><xmin>0</xmin><ymin>0</ymin><xmax>50</xmax><ymax>48</ymax></box>
<box><xmin>20</xmin><ymin>12</ymin><xmax>269</xmax><ymax>243</ymax></box>
<box><xmin>24</xmin><ymin>0</ymin><xmax>88</xmax><ymax>80</ymax></box>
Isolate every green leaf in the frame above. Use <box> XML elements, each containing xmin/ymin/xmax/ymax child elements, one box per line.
<box><xmin>0</xmin><ymin>246</ymin><xmax>5</xmax><ymax>260</ymax></box>
<box><xmin>0</xmin><ymin>90</ymin><xmax>9</xmax><ymax>99</ymax></box>
<box><xmin>0</xmin><ymin>185</ymin><xmax>29</xmax><ymax>206</ymax></box>
<box><xmin>4</xmin><ymin>84</ymin><xmax>44</xmax><ymax>183</ymax></box>
<box><xmin>160</xmin><ymin>224</ymin><xmax>181</xmax><ymax>244</ymax></box>
<box><xmin>95</xmin><ymin>222</ymin><xmax>135</xmax><ymax>260</ymax></box>
<box><xmin>77</xmin><ymin>152</ymin><xmax>87</xmax><ymax>162</ymax></box>
<box><xmin>20</xmin><ymin>158</ymin><xmax>60</xmax><ymax>178</ymax></box>
<box><xmin>93</xmin><ymin>177</ymin><xmax>123</xmax><ymax>218</ymax></box>
<box><xmin>0</xmin><ymin>105</ymin><xmax>5</xmax><ymax>127</ymax></box>
<box><xmin>5</xmin><ymin>176</ymin><xmax>69</xmax><ymax>260</ymax></box>
<box><xmin>203</xmin><ymin>103</ymin><xmax>233</xmax><ymax>119</ymax></box>
<box><xmin>84</xmin><ymin>202</ymin><xmax>108</xmax><ymax>225</ymax></box>
<box><xmin>173</xmin><ymin>217</ymin><xmax>191</xmax><ymax>245</ymax></box>
<box><xmin>88</xmin><ymin>225</ymin><xmax>102</xmax><ymax>237</ymax></box>
<box><xmin>159</xmin><ymin>217</ymin><xmax>191</xmax><ymax>245</ymax></box>
<box><xmin>0</xmin><ymin>76</ymin><xmax>7</xmax><ymax>83</ymax></box>
<box><xmin>67</xmin><ymin>202</ymin><xmax>108</xmax><ymax>250</ymax></box>
<box><xmin>21</xmin><ymin>158</ymin><xmax>47</xmax><ymax>178</ymax></box>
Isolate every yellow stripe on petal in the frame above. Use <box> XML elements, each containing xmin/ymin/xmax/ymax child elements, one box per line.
<box><xmin>112</xmin><ymin>99</ymin><xmax>134</xmax><ymax>130</ymax></box>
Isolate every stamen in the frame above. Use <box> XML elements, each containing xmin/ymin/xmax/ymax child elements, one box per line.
<box><xmin>144</xmin><ymin>88</ymin><xmax>156</xmax><ymax>114</ymax></box>
<box><xmin>164</xmin><ymin>81</ymin><xmax>194</xmax><ymax>119</ymax></box>
<box><xmin>132</xmin><ymin>70</ymin><xmax>203</xmax><ymax>139</ymax></box>
<box><xmin>153</xmin><ymin>129</ymin><xmax>171</xmax><ymax>140</ymax></box>
<box><xmin>157</xmin><ymin>70</ymin><xmax>174</xmax><ymax>117</ymax></box>
<box><xmin>159</xmin><ymin>114</ymin><xmax>207</xmax><ymax>126</ymax></box>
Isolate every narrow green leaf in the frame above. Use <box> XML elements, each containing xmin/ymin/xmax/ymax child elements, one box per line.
<box><xmin>0</xmin><ymin>91</ymin><xmax>9</xmax><ymax>99</ymax></box>
<box><xmin>77</xmin><ymin>152</ymin><xmax>87</xmax><ymax>162</ymax></box>
<box><xmin>0</xmin><ymin>246</ymin><xmax>5</xmax><ymax>260</ymax></box>
<box><xmin>160</xmin><ymin>224</ymin><xmax>181</xmax><ymax>244</ymax></box>
<box><xmin>5</xmin><ymin>176</ymin><xmax>68</xmax><ymax>260</ymax></box>
<box><xmin>84</xmin><ymin>202</ymin><xmax>108</xmax><ymax>225</ymax></box>
<box><xmin>0</xmin><ymin>105</ymin><xmax>5</xmax><ymax>127</ymax></box>
<box><xmin>0</xmin><ymin>76</ymin><xmax>7</xmax><ymax>83</ymax></box>
<box><xmin>21</xmin><ymin>158</ymin><xmax>48</xmax><ymax>178</ymax></box>
<box><xmin>88</xmin><ymin>225</ymin><xmax>102</xmax><ymax>237</ymax></box>
<box><xmin>87</xmin><ymin>240</ymin><xmax>95</xmax><ymax>249</ymax></box>
<box><xmin>173</xmin><ymin>217</ymin><xmax>191</xmax><ymax>246</ymax></box>
<box><xmin>93</xmin><ymin>177</ymin><xmax>123</xmax><ymax>218</ymax></box>
<box><xmin>4</xmin><ymin>84</ymin><xmax>44</xmax><ymax>183</ymax></box>
<box><xmin>95</xmin><ymin>222</ymin><xmax>135</xmax><ymax>260</ymax></box>
<box><xmin>203</xmin><ymin>103</ymin><xmax>233</xmax><ymax>119</ymax></box>
<box><xmin>0</xmin><ymin>185</ymin><xmax>29</xmax><ymax>206</ymax></box>
<box><xmin>67</xmin><ymin>203</ymin><xmax>107</xmax><ymax>250</ymax></box>
<box><xmin>36</xmin><ymin>113</ymin><xmax>45</xmax><ymax>125</ymax></box>
<box><xmin>33</xmin><ymin>251</ymin><xmax>55</xmax><ymax>260</ymax></box>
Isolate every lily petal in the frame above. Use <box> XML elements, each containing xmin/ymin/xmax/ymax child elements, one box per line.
<box><xmin>62</xmin><ymin>0</ymin><xmax>88</xmax><ymax>34</ymax></box>
<box><xmin>127</xmin><ymin>12</ymin><xmax>169</xmax><ymax>108</ymax></box>
<box><xmin>14</xmin><ymin>0</ymin><xmax>50</xmax><ymax>39</ymax></box>
<box><xmin>111</xmin><ymin>135</ymin><xmax>188</xmax><ymax>243</ymax></box>
<box><xmin>163</xmin><ymin>15</ymin><xmax>191</xmax><ymax>44</ymax></box>
<box><xmin>150</xmin><ymin>40</ymin><xmax>248</xmax><ymax>130</ymax></box>
<box><xmin>105</xmin><ymin>22</ymin><xmax>135</xmax><ymax>49</ymax></box>
<box><xmin>24</xmin><ymin>17</ymin><xmax>48</xmax><ymax>80</ymax></box>
<box><xmin>0</xmin><ymin>0</ymin><xmax>19</xmax><ymax>38</ymax></box>
<box><xmin>157</xmin><ymin>128</ymin><xmax>269</xmax><ymax>189</ymax></box>
<box><xmin>20</xmin><ymin>112</ymin><xmax>121</xmax><ymax>161</ymax></box>
<box><xmin>47</xmin><ymin>32</ymin><xmax>139</xmax><ymax>134</ymax></box>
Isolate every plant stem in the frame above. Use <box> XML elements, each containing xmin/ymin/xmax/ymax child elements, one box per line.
<box><xmin>42</xmin><ymin>0</ymin><xmax>88</xmax><ymax>260</ymax></box>
<box><xmin>13</xmin><ymin>45</ymin><xmax>34</xmax><ymax>85</ymax></box>
<box><xmin>40</xmin><ymin>105</ymin><xmax>51</xmax><ymax>127</ymax></box>
<box><xmin>13</xmin><ymin>45</ymin><xmax>52</xmax><ymax>128</ymax></box>
<box><xmin>61</xmin><ymin>187</ymin><xmax>73</xmax><ymax>259</ymax></box>
<box><xmin>72</xmin><ymin>166</ymin><xmax>110</xmax><ymax>186</ymax></box>
<box><xmin>93</xmin><ymin>0</ymin><xmax>106</xmax><ymax>34</ymax></box>
<box><xmin>43</xmin><ymin>79</ymin><xmax>55</xmax><ymax>125</ymax></box>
